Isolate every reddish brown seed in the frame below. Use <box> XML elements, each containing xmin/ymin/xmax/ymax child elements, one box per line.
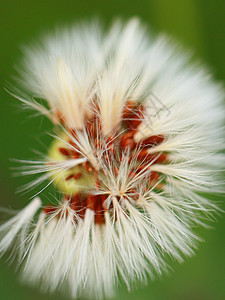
<box><xmin>105</xmin><ymin>135</ymin><xmax>117</xmax><ymax>155</ymax></box>
<box><xmin>120</xmin><ymin>131</ymin><xmax>136</xmax><ymax>150</ymax></box>
<box><xmin>68</xmin><ymin>140</ymin><xmax>80</xmax><ymax>158</ymax></box>
<box><xmin>114</xmin><ymin>167</ymin><xmax>119</xmax><ymax>176</ymax></box>
<box><xmin>122</xmin><ymin>101</ymin><xmax>135</xmax><ymax>118</ymax></box>
<box><xmin>64</xmin><ymin>195</ymin><xmax>71</xmax><ymax>201</ymax></box>
<box><xmin>123</xmin><ymin>102</ymin><xmax>144</xmax><ymax>129</ymax></box>
<box><xmin>83</xmin><ymin>161</ymin><xmax>94</xmax><ymax>172</ymax></box>
<box><xmin>129</xmin><ymin>164</ymin><xmax>152</xmax><ymax>178</ymax></box>
<box><xmin>85</xmin><ymin>119</ymin><xmax>96</xmax><ymax>138</ymax></box>
<box><xmin>94</xmin><ymin>137</ymin><xmax>103</xmax><ymax>149</ymax></box>
<box><xmin>87</xmin><ymin>194</ymin><xmax>96</xmax><ymax>211</ymax></box>
<box><xmin>86</xmin><ymin>194</ymin><xmax>107</xmax><ymax>224</ymax></box>
<box><xmin>129</xmin><ymin>105</ymin><xmax>144</xmax><ymax>129</ymax></box>
<box><xmin>107</xmin><ymin>143</ymin><xmax>116</xmax><ymax>156</ymax></box>
<box><xmin>43</xmin><ymin>205</ymin><xmax>58</xmax><ymax>215</ymax></box>
<box><xmin>140</xmin><ymin>134</ymin><xmax>164</xmax><ymax>148</ymax></box>
<box><xmin>65</xmin><ymin>174</ymin><xmax>75</xmax><ymax>181</ymax></box>
<box><xmin>71</xmin><ymin>152</ymin><xmax>80</xmax><ymax>159</ymax></box>
<box><xmin>149</xmin><ymin>171</ymin><xmax>160</xmax><ymax>182</ymax></box>
<box><xmin>70</xmin><ymin>193</ymin><xmax>87</xmax><ymax>219</ymax></box>
<box><xmin>70</xmin><ymin>129</ymin><xmax>78</xmax><ymax>139</ymax></box>
<box><xmin>149</xmin><ymin>171</ymin><xmax>163</xmax><ymax>189</ymax></box>
<box><xmin>95</xmin><ymin>178</ymin><xmax>101</xmax><ymax>189</ymax></box>
<box><xmin>95</xmin><ymin>202</ymin><xmax>105</xmax><ymax>224</ymax></box>
<box><xmin>136</xmin><ymin>151</ymin><xmax>168</xmax><ymax>164</ymax></box>
<box><xmin>73</xmin><ymin>173</ymin><xmax>82</xmax><ymax>180</ymax></box>
<box><xmin>59</xmin><ymin>147</ymin><xmax>70</xmax><ymax>156</ymax></box>
<box><xmin>95</xmin><ymin>195</ymin><xmax>107</xmax><ymax>224</ymax></box>
<box><xmin>65</xmin><ymin>172</ymin><xmax>82</xmax><ymax>181</ymax></box>
<box><xmin>55</xmin><ymin>111</ymin><xmax>65</xmax><ymax>125</ymax></box>
<box><xmin>70</xmin><ymin>193</ymin><xmax>81</xmax><ymax>205</ymax></box>
<box><xmin>68</xmin><ymin>140</ymin><xmax>77</xmax><ymax>148</ymax></box>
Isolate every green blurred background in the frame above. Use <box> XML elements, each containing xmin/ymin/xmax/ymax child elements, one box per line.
<box><xmin>0</xmin><ymin>0</ymin><xmax>224</xmax><ymax>299</ymax></box>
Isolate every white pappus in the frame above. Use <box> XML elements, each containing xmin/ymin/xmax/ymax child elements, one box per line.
<box><xmin>0</xmin><ymin>18</ymin><xmax>224</xmax><ymax>299</ymax></box>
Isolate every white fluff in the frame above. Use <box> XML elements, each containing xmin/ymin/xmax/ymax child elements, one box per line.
<box><xmin>1</xmin><ymin>18</ymin><xmax>224</xmax><ymax>299</ymax></box>
<box><xmin>0</xmin><ymin>198</ymin><xmax>41</xmax><ymax>258</ymax></box>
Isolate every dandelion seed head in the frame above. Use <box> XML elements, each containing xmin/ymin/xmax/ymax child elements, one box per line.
<box><xmin>1</xmin><ymin>18</ymin><xmax>224</xmax><ymax>299</ymax></box>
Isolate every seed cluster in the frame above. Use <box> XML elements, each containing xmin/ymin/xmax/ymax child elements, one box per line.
<box><xmin>44</xmin><ymin>101</ymin><xmax>168</xmax><ymax>224</ymax></box>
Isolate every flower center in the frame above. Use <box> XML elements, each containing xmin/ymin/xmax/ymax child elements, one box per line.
<box><xmin>46</xmin><ymin>101</ymin><xmax>167</xmax><ymax>224</ymax></box>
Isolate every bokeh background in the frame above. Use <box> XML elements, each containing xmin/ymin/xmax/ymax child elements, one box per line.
<box><xmin>0</xmin><ymin>0</ymin><xmax>224</xmax><ymax>299</ymax></box>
